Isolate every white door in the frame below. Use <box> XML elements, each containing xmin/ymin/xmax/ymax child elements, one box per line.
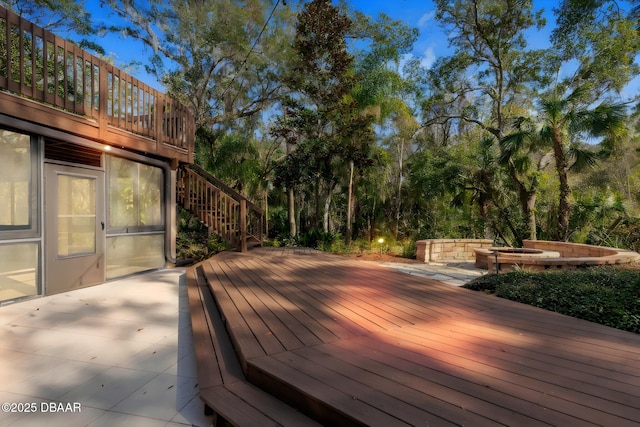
<box><xmin>45</xmin><ymin>163</ymin><xmax>105</xmax><ymax>294</ymax></box>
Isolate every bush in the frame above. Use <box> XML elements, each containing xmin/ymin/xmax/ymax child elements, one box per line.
<box><xmin>400</xmin><ymin>240</ymin><xmax>417</xmax><ymax>259</ymax></box>
<box><xmin>463</xmin><ymin>267</ymin><xmax>640</xmax><ymax>334</ymax></box>
<box><xmin>268</xmin><ymin>231</ymin><xmax>418</xmax><ymax>260</ymax></box>
<box><xmin>176</xmin><ymin>207</ymin><xmax>230</xmax><ymax>263</ymax></box>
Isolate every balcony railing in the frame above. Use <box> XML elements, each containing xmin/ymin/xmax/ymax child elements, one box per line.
<box><xmin>0</xmin><ymin>6</ymin><xmax>194</xmax><ymax>159</ymax></box>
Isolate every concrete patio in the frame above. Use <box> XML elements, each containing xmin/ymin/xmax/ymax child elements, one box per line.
<box><xmin>0</xmin><ymin>268</ymin><xmax>212</xmax><ymax>427</ymax></box>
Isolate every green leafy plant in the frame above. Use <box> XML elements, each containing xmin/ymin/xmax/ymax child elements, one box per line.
<box><xmin>176</xmin><ymin>207</ymin><xmax>230</xmax><ymax>264</ymax></box>
<box><xmin>464</xmin><ymin>267</ymin><xmax>640</xmax><ymax>333</ymax></box>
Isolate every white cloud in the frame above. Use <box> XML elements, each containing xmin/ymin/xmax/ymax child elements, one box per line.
<box><xmin>398</xmin><ymin>46</ymin><xmax>437</xmax><ymax>74</ymax></box>
<box><xmin>417</xmin><ymin>11</ymin><xmax>435</xmax><ymax>28</ymax></box>
<box><xmin>420</xmin><ymin>47</ymin><xmax>436</xmax><ymax>69</ymax></box>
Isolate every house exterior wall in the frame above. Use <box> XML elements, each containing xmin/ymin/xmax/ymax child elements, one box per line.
<box><xmin>0</xmin><ymin>117</ymin><xmax>178</xmax><ymax>304</ymax></box>
<box><xmin>0</xmin><ymin>7</ymin><xmax>191</xmax><ymax>304</ymax></box>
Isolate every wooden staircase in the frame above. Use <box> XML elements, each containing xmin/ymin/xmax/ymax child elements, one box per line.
<box><xmin>177</xmin><ymin>163</ymin><xmax>262</xmax><ymax>252</ymax></box>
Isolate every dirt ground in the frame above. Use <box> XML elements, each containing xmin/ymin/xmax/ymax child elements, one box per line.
<box><xmin>343</xmin><ymin>252</ymin><xmax>422</xmax><ymax>264</ymax></box>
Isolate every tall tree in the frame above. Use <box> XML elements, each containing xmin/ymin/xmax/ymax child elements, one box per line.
<box><xmin>540</xmin><ymin>0</ymin><xmax>640</xmax><ymax>239</ymax></box>
<box><xmin>98</xmin><ymin>0</ymin><xmax>294</xmax><ymax>131</ymax></box>
<box><xmin>552</xmin><ymin>0</ymin><xmax>640</xmax><ymax>99</ymax></box>
<box><xmin>271</xmin><ymin>0</ymin><xmax>370</xmax><ymax>239</ymax></box>
<box><xmin>423</xmin><ymin>0</ymin><xmax>548</xmax><ymax>241</ymax></box>
<box><xmin>348</xmin><ymin>9</ymin><xmax>419</xmax><ymax>239</ymax></box>
<box><xmin>2</xmin><ymin>0</ymin><xmax>91</xmax><ymax>33</ymax></box>
<box><xmin>540</xmin><ymin>88</ymin><xmax>627</xmax><ymax>240</ymax></box>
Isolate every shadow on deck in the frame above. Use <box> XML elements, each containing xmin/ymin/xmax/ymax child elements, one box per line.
<box><xmin>189</xmin><ymin>247</ymin><xmax>640</xmax><ymax>427</ymax></box>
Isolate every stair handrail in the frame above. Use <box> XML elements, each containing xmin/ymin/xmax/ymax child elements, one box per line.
<box><xmin>184</xmin><ymin>163</ymin><xmax>262</xmax><ymax>214</ymax></box>
<box><xmin>177</xmin><ymin>163</ymin><xmax>263</xmax><ymax>251</ymax></box>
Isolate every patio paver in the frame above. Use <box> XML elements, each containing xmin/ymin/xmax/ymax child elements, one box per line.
<box><xmin>0</xmin><ymin>269</ymin><xmax>212</xmax><ymax>427</ymax></box>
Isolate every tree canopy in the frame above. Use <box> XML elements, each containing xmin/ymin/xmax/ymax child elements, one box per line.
<box><xmin>13</xmin><ymin>0</ymin><xmax>640</xmax><ymax>251</ymax></box>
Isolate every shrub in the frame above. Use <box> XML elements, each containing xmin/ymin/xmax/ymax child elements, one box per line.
<box><xmin>400</xmin><ymin>240</ymin><xmax>417</xmax><ymax>259</ymax></box>
<box><xmin>176</xmin><ymin>207</ymin><xmax>230</xmax><ymax>263</ymax></box>
<box><xmin>463</xmin><ymin>267</ymin><xmax>640</xmax><ymax>334</ymax></box>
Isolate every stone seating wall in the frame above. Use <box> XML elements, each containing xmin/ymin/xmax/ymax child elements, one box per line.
<box><xmin>416</xmin><ymin>239</ymin><xmax>493</xmax><ymax>263</ymax></box>
<box><xmin>522</xmin><ymin>240</ymin><xmax>618</xmax><ymax>257</ymax></box>
<box><xmin>485</xmin><ymin>240</ymin><xmax>640</xmax><ymax>273</ymax></box>
<box><xmin>416</xmin><ymin>239</ymin><xmax>640</xmax><ymax>273</ymax></box>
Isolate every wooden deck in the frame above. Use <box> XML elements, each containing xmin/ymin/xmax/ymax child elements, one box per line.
<box><xmin>0</xmin><ymin>5</ymin><xmax>194</xmax><ymax>163</ymax></box>
<box><xmin>197</xmin><ymin>247</ymin><xmax>640</xmax><ymax>426</ymax></box>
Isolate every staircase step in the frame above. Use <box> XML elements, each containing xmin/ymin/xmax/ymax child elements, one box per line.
<box><xmin>178</xmin><ymin>164</ymin><xmax>262</xmax><ymax>252</ymax></box>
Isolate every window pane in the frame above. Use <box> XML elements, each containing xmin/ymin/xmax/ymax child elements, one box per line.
<box><xmin>0</xmin><ymin>242</ymin><xmax>38</xmax><ymax>301</ymax></box>
<box><xmin>109</xmin><ymin>156</ymin><xmax>163</xmax><ymax>229</ymax></box>
<box><xmin>139</xmin><ymin>163</ymin><xmax>163</xmax><ymax>226</ymax></box>
<box><xmin>109</xmin><ymin>156</ymin><xmax>137</xmax><ymax>228</ymax></box>
<box><xmin>57</xmin><ymin>174</ymin><xmax>96</xmax><ymax>256</ymax></box>
<box><xmin>0</xmin><ymin>130</ymin><xmax>31</xmax><ymax>227</ymax></box>
<box><xmin>106</xmin><ymin>234</ymin><xmax>164</xmax><ymax>279</ymax></box>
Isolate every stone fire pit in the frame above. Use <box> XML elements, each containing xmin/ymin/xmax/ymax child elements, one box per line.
<box><xmin>474</xmin><ymin>240</ymin><xmax>640</xmax><ymax>273</ymax></box>
<box><xmin>474</xmin><ymin>247</ymin><xmax>561</xmax><ymax>269</ymax></box>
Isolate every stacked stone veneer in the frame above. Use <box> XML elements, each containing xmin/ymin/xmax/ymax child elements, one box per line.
<box><xmin>485</xmin><ymin>240</ymin><xmax>640</xmax><ymax>273</ymax></box>
<box><xmin>416</xmin><ymin>239</ymin><xmax>493</xmax><ymax>263</ymax></box>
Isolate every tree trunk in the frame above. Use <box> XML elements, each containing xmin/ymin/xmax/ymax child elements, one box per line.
<box><xmin>288</xmin><ymin>187</ymin><xmax>297</xmax><ymax>237</ymax></box>
<box><xmin>323</xmin><ymin>183</ymin><xmax>335</xmax><ymax>233</ymax></box>
<box><xmin>517</xmin><ymin>188</ymin><xmax>538</xmax><ymax>241</ymax></box>
<box><xmin>479</xmin><ymin>198</ymin><xmax>492</xmax><ymax>239</ymax></box>
<box><xmin>552</xmin><ymin>127</ymin><xmax>570</xmax><ymax>241</ymax></box>
<box><xmin>314</xmin><ymin>175</ymin><xmax>322</xmax><ymax>229</ymax></box>
<box><xmin>296</xmin><ymin>191</ymin><xmax>303</xmax><ymax>236</ymax></box>
<box><xmin>394</xmin><ymin>139</ymin><xmax>404</xmax><ymax>239</ymax></box>
<box><xmin>506</xmin><ymin>161</ymin><xmax>538</xmax><ymax>242</ymax></box>
<box><xmin>346</xmin><ymin>159</ymin><xmax>354</xmax><ymax>245</ymax></box>
<box><xmin>263</xmin><ymin>188</ymin><xmax>269</xmax><ymax>238</ymax></box>
<box><xmin>526</xmin><ymin>191</ymin><xmax>537</xmax><ymax>241</ymax></box>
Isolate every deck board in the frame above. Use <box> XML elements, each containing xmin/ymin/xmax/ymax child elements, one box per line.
<box><xmin>383</xmin><ymin>326</ymin><xmax>640</xmax><ymax>425</ymax></box>
<box><xmin>321</xmin><ymin>339</ymin><xmax>558</xmax><ymax>427</ymax></box>
<box><xmin>201</xmin><ymin>247</ymin><xmax>640</xmax><ymax>426</ymax></box>
<box><xmin>226</xmin><ymin>255</ymin><xmax>361</xmax><ymax>340</ymax></box>
<box><xmin>224</xmin><ymin>255</ymin><xmax>333</xmax><ymax>346</ymax></box>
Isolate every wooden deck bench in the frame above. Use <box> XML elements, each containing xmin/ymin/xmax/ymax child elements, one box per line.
<box><xmin>186</xmin><ymin>266</ymin><xmax>320</xmax><ymax>427</ymax></box>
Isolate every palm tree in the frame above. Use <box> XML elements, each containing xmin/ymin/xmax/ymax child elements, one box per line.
<box><xmin>500</xmin><ymin>86</ymin><xmax>627</xmax><ymax>241</ymax></box>
<box><xmin>538</xmin><ymin>86</ymin><xmax>627</xmax><ymax>240</ymax></box>
<box><xmin>499</xmin><ymin>118</ymin><xmax>553</xmax><ymax>241</ymax></box>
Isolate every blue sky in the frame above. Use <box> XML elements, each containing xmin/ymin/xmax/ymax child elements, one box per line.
<box><xmin>84</xmin><ymin>0</ymin><xmax>640</xmax><ymax>102</ymax></box>
<box><xmin>83</xmin><ymin>0</ymin><xmax>561</xmax><ymax>92</ymax></box>
<box><xmin>348</xmin><ymin>0</ymin><xmax>557</xmax><ymax>68</ymax></box>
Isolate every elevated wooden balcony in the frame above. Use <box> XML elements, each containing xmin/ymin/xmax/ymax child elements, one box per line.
<box><xmin>0</xmin><ymin>6</ymin><xmax>194</xmax><ymax>164</ymax></box>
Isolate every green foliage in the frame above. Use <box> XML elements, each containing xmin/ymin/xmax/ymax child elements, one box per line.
<box><xmin>400</xmin><ymin>240</ymin><xmax>417</xmax><ymax>259</ymax></box>
<box><xmin>176</xmin><ymin>207</ymin><xmax>230</xmax><ymax>263</ymax></box>
<box><xmin>569</xmin><ymin>188</ymin><xmax>627</xmax><ymax>242</ymax></box>
<box><xmin>591</xmin><ymin>217</ymin><xmax>640</xmax><ymax>253</ymax></box>
<box><xmin>4</xmin><ymin>0</ymin><xmax>92</xmax><ymax>34</ymax></box>
<box><xmin>100</xmin><ymin>0</ymin><xmax>295</xmax><ymax>129</ymax></box>
<box><xmin>207</xmin><ymin>132</ymin><xmax>262</xmax><ymax>196</ymax></box>
<box><xmin>270</xmin><ymin>0</ymin><xmax>377</xmax><ymax>239</ymax></box>
<box><xmin>318</xmin><ymin>234</ymin><xmax>352</xmax><ymax>254</ymax></box>
<box><xmin>551</xmin><ymin>0</ymin><xmax>640</xmax><ymax>94</ymax></box>
<box><xmin>464</xmin><ymin>267</ymin><xmax>640</xmax><ymax>333</ymax></box>
<box><xmin>19</xmin><ymin>0</ymin><xmax>640</xmax><ymax>250</ymax></box>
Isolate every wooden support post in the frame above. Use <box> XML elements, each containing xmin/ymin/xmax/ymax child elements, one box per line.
<box><xmin>240</xmin><ymin>199</ymin><xmax>247</xmax><ymax>252</ymax></box>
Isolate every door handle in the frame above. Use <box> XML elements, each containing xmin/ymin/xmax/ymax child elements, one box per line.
<box><xmin>101</xmin><ymin>221</ymin><xmax>105</xmax><ymax>231</ymax></box>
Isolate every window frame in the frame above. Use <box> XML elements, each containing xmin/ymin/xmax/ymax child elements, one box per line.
<box><xmin>0</xmin><ymin>129</ymin><xmax>40</xmax><ymax>240</ymax></box>
<box><xmin>106</xmin><ymin>155</ymin><xmax>165</xmax><ymax>235</ymax></box>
